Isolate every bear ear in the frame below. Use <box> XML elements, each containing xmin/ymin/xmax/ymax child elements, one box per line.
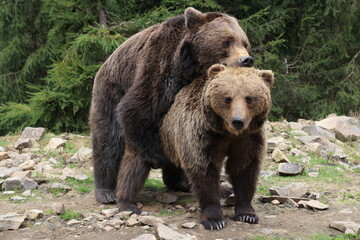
<box><xmin>184</xmin><ymin>7</ymin><xmax>205</xmax><ymax>30</ymax></box>
<box><xmin>259</xmin><ymin>70</ymin><xmax>275</xmax><ymax>88</ymax></box>
<box><xmin>207</xmin><ymin>64</ymin><xmax>226</xmax><ymax>78</ymax></box>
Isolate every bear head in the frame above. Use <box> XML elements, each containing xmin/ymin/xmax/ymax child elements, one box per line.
<box><xmin>178</xmin><ymin>8</ymin><xmax>253</xmax><ymax>77</ymax></box>
<box><xmin>204</xmin><ymin>64</ymin><xmax>274</xmax><ymax>136</ymax></box>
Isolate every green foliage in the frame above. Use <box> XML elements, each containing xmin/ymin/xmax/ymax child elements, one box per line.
<box><xmin>65</xmin><ymin>176</ymin><xmax>94</xmax><ymax>193</ymax></box>
<box><xmin>60</xmin><ymin>209</ymin><xmax>83</xmax><ymax>220</ymax></box>
<box><xmin>144</xmin><ymin>179</ymin><xmax>166</xmax><ymax>192</ymax></box>
<box><xmin>0</xmin><ymin>0</ymin><xmax>359</xmax><ymax>134</ymax></box>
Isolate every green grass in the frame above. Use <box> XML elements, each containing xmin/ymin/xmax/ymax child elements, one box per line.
<box><xmin>60</xmin><ymin>209</ymin><xmax>83</xmax><ymax>220</ymax></box>
<box><xmin>155</xmin><ymin>209</ymin><xmax>182</xmax><ymax>217</ymax></box>
<box><xmin>177</xmin><ymin>197</ymin><xmax>194</xmax><ymax>205</ymax></box>
<box><xmin>65</xmin><ymin>175</ymin><xmax>94</xmax><ymax>193</ymax></box>
<box><xmin>144</xmin><ymin>179</ymin><xmax>166</xmax><ymax>192</ymax></box>
<box><xmin>49</xmin><ymin>188</ymin><xmax>68</xmax><ymax>196</ymax></box>
<box><xmin>309</xmin><ymin>233</ymin><xmax>360</xmax><ymax>240</ymax></box>
<box><xmin>44</xmin><ymin>209</ymin><xmax>56</xmax><ymax>215</ymax></box>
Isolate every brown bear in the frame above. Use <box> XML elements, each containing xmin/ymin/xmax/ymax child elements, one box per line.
<box><xmin>90</xmin><ymin>7</ymin><xmax>253</xmax><ymax>206</ymax></box>
<box><xmin>159</xmin><ymin>65</ymin><xmax>274</xmax><ymax>230</ymax></box>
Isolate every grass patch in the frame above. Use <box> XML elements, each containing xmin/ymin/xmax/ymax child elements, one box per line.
<box><xmin>177</xmin><ymin>197</ymin><xmax>194</xmax><ymax>205</ymax></box>
<box><xmin>155</xmin><ymin>209</ymin><xmax>182</xmax><ymax>217</ymax></box>
<box><xmin>44</xmin><ymin>209</ymin><xmax>56</xmax><ymax>215</ymax></box>
<box><xmin>144</xmin><ymin>179</ymin><xmax>166</xmax><ymax>192</ymax></box>
<box><xmin>65</xmin><ymin>175</ymin><xmax>94</xmax><ymax>193</ymax></box>
<box><xmin>60</xmin><ymin>209</ymin><xmax>83</xmax><ymax>220</ymax></box>
<box><xmin>309</xmin><ymin>233</ymin><xmax>360</xmax><ymax>240</ymax></box>
<box><xmin>49</xmin><ymin>188</ymin><xmax>68</xmax><ymax>196</ymax></box>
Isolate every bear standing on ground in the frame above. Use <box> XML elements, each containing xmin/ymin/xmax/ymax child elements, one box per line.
<box><xmin>90</xmin><ymin>7</ymin><xmax>254</xmax><ymax>207</ymax></box>
<box><xmin>160</xmin><ymin>65</ymin><xmax>274</xmax><ymax>230</ymax></box>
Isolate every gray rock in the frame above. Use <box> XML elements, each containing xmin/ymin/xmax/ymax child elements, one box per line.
<box><xmin>22</xmin><ymin>190</ymin><xmax>32</xmax><ymax>197</ymax></box>
<box><xmin>290</xmin><ymin>148</ymin><xmax>307</xmax><ymax>157</ymax></box>
<box><xmin>114</xmin><ymin>211</ymin><xmax>133</xmax><ymax>219</ymax></box>
<box><xmin>131</xmin><ymin>234</ymin><xmax>157</xmax><ymax>240</ymax></box>
<box><xmin>0</xmin><ymin>213</ymin><xmax>27</xmax><ymax>230</ymax></box>
<box><xmin>181</xmin><ymin>221</ymin><xmax>197</xmax><ymax>229</ymax></box>
<box><xmin>14</xmin><ymin>138</ymin><xmax>33</xmax><ymax>150</ymax></box>
<box><xmin>44</xmin><ymin>138</ymin><xmax>67</xmax><ymax>151</ymax></box>
<box><xmin>90</xmin><ymin>213</ymin><xmax>105</xmax><ymax>221</ymax></box>
<box><xmin>11</xmin><ymin>170</ymin><xmax>32</xmax><ymax>178</ymax></box>
<box><xmin>20</xmin><ymin>127</ymin><xmax>46</xmax><ymax>141</ymax></box>
<box><xmin>329</xmin><ymin>221</ymin><xmax>360</xmax><ymax>234</ymax></box>
<box><xmin>289</xmin><ymin>122</ymin><xmax>304</xmax><ymax>130</ymax></box>
<box><xmin>305</xmin><ymin>200</ymin><xmax>329</xmax><ymax>210</ymax></box>
<box><xmin>101</xmin><ymin>208</ymin><xmax>119</xmax><ymax>218</ymax></box>
<box><xmin>271</xmin><ymin>148</ymin><xmax>290</xmax><ymax>163</ymax></box>
<box><xmin>0</xmin><ymin>152</ymin><xmax>8</xmax><ymax>160</ymax></box>
<box><xmin>155</xmin><ymin>192</ymin><xmax>178</xmax><ymax>204</ymax></box>
<box><xmin>278</xmin><ymin>163</ymin><xmax>304</xmax><ymax>176</ymax></box>
<box><xmin>316</xmin><ymin>116</ymin><xmax>360</xmax><ymax>141</ymax></box>
<box><xmin>25</xmin><ymin>209</ymin><xmax>44</xmax><ymax>220</ymax></box>
<box><xmin>108</xmin><ymin>218</ymin><xmax>124</xmax><ymax>229</ymax></box>
<box><xmin>73</xmin><ymin>147</ymin><xmax>93</xmax><ymax>162</ymax></box>
<box><xmin>267</xmin><ymin>136</ymin><xmax>286</xmax><ymax>152</ymax></box>
<box><xmin>157</xmin><ymin>223</ymin><xmax>197</xmax><ymax>240</ymax></box>
<box><xmin>0</xmin><ymin>167</ymin><xmax>21</xmax><ymax>178</ymax></box>
<box><xmin>302</xmin><ymin>125</ymin><xmax>336</xmax><ymax>141</ymax></box>
<box><xmin>296</xmin><ymin>135</ymin><xmax>347</xmax><ymax>158</ymax></box>
<box><xmin>3</xmin><ymin>176</ymin><xmax>38</xmax><ymax>191</ymax></box>
<box><xmin>50</xmin><ymin>182</ymin><xmax>72</xmax><ymax>191</ymax></box>
<box><xmin>2</xmin><ymin>191</ymin><xmax>15</xmax><ymax>195</ymax></box>
<box><xmin>126</xmin><ymin>217</ymin><xmax>139</xmax><ymax>227</ymax></box>
<box><xmin>308</xmin><ymin>172</ymin><xmax>319</xmax><ymax>178</ymax></box>
<box><xmin>261</xmin><ymin>170</ymin><xmax>277</xmax><ymax>179</ymax></box>
<box><xmin>48</xmin><ymin>157</ymin><xmax>60</xmax><ymax>165</ymax></box>
<box><xmin>138</xmin><ymin>215</ymin><xmax>165</xmax><ymax>226</ymax></box>
<box><xmin>19</xmin><ymin>160</ymin><xmax>36</xmax><ymax>170</ymax></box>
<box><xmin>74</xmin><ymin>173</ymin><xmax>88</xmax><ymax>181</ymax></box>
<box><xmin>269</xmin><ymin>182</ymin><xmax>308</xmax><ymax>197</ymax></box>
<box><xmin>67</xmin><ymin>219</ymin><xmax>81</xmax><ymax>226</ymax></box>
<box><xmin>284</xmin><ymin>198</ymin><xmax>299</xmax><ymax>208</ymax></box>
<box><xmin>43</xmin><ymin>215</ymin><xmax>63</xmax><ymax>228</ymax></box>
<box><xmin>11</xmin><ymin>196</ymin><xmax>27</xmax><ymax>201</ymax></box>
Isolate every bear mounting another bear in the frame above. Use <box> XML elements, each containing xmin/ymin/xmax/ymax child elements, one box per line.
<box><xmin>159</xmin><ymin>65</ymin><xmax>275</xmax><ymax>230</ymax></box>
<box><xmin>90</xmin><ymin>7</ymin><xmax>254</xmax><ymax>206</ymax></box>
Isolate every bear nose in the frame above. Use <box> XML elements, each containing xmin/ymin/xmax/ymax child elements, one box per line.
<box><xmin>239</xmin><ymin>56</ymin><xmax>254</xmax><ymax>67</ymax></box>
<box><xmin>232</xmin><ymin>117</ymin><xmax>244</xmax><ymax>130</ymax></box>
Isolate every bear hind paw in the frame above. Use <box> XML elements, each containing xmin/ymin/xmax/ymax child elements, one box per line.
<box><xmin>95</xmin><ymin>188</ymin><xmax>116</xmax><ymax>204</ymax></box>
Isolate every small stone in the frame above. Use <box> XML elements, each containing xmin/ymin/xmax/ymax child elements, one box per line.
<box><xmin>271</xmin><ymin>200</ymin><xmax>280</xmax><ymax>205</ymax></box>
<box><xmin>67</xmin><ymin>219</ymin><xmax>81</xmax><ymax>226</ymax></box>
<box><xmin>0</xmin><ymin>167</ymin><xmax>21</xmax><ymax>178</ymax></box>
<box><xmin>278</xmin><ymin>163</ymin><xmax>304</xmax><ymax>176</ymax></box>
<box><xmin>3</xmin><ymin>191</ymin><xmax>15</xmax><ymax>195</ymax></box>
<box><xmin>138</xmin><ymin>215</ymin><xmax>165</xmax><ymax>226</ymax></box>
<box><xmin>0</xmin><ymin>213</ymin><xmax>27</xmax><ymax>230</ymax></box>
<box><xmin>101</xmin><ymin>208</ymin><xmax>119</xmax><ymax>218</ymax></box>
<box><xmin>329</xmin><ymin>221</ymin><xmax>360</xmax><ymax>234</ymax></box>
<box><xmin>52</xmin><ymin>203</ymin><xmax>65</xmax><ymax>214</ymax></box>
<box><xmin>114</xmin><ymin>211</ymin><xmax>133</xmax><ymax>219</ymax></box>
<box><xmin>24</xmin><ymin>209</ymin><xmax>44</xmax><ymax>220</ymax></box>
<box><xmin>60</xmin><ymin>167</ymin><xmax>76</xmax><ymax>180</ymax></box>
<box><xmin>305</xmin><ymin>200</ymin><xmax>329</xmax><ymax>210</ymax></box>
<box><xmin>74</xmin><ymin>174</ymin><xmax>88</xmax><ymax>181</ymax></box>
<box><xmin>155</xmin><ymin>192</ymin><xmax>178</xmax><ymax>204</ymax></box>
<box><xmin>103</xmin><ymin>225</ymin><xmax>113</xmax><ymax>231</ymax></box>
<box><xmin>126</xmin><ymin>217</ymin><xmax>139</xmax><ymax>227</ymax></box>
<box><xmin>267</xmin><ymin>136</ymin><xmax>286</xmax><ymax>152</ymax></box>
<box><xmin>14</xmin><ymin>138</ymin><xmax>33</xmax><ymax>150</ymax></box>
<box><xmin>302</xmin><ymin>125</ymin><xmax>336</xmax><ymax>141</ymax></box>
<box><xmin>181</xmin><ymin>221</ymin><xmax>197</xmax><ymax>229</ymax></box>
<box><xmin>0</xmin><ymin>152</ymin><xmax>8</xmax><ymax>160</ymax></box>
<box><xmin>131</xmin><ymin>234</ymin><xmax>157</xmax><ymax>240</ymax></box>
<box><xmin>48</xmin><ymin>157</ymin><xmax>59</xmax><ymax>165</ymax></box>
<box><xmin>19</xmin><ymin>160</ymin><xmax>36</xmax><ymax>170</ymax></box>
<box><xmin>50</xmin><ymin>182</ymin><xmax>72</xmax><ymax>191</ymax></box>
<box><xmin>90</xmin><ymin>213</ymin><xmax>105</xmax><ymax>221</ymax></box>
<box><xmin>308</xmin><ymin>172</ymin><xmax>319</xmax><ymax>178</ymax></box>
<box><xmin>157</xmin><ymin>223</ymin><xmax>196</xmax><ymax>240</ymax></box>
<box><xmin>20</xmin><ymin>127</ymin><xmax>46</xmax><ymax>141</ymax></box>
<box><xmin>269</xmin><ymin>182</ymin><xmax>308</xmax><ymax>198</ymax></box>
<box><xmin>345</xmin><ymin>228</ymin><xmax>356</xmax><ymax>234</ymax></box>
<box><xmin>189</xmin><ymin>207</ymin><xmax>196</xmax><ymax>213</ymax></box>
<box><xmin>339</xmin><ymin>208</ymin><xmax>352</xmax><ymax>214</ymax></box>
<box><xmin>3</xmin><ymin>176</ymin><xmax>38</xmax><ymax>191</ymax></box>
<box><xmin>74</xmin><ymin>147</ymin><xmax>93</xmax><ymax>162</ymax></box>
<box><xmin>108</xmin><ymin>218</ymin><xmax>124</xmax><ymax>229</ymax></box>
<box><xmin>284</xmin><ymin>198</ymin><xmax>299</xmax><ymax>208</ymax></box>
<box><xmin>22</xmin><ymin>190</ymin><xmax>32</xmax><ymax>197</ymax></box>
<box><xmin>271</xmin><ymin>148</ymin><xmax>290</xmax><ymax>163</ymax></box>
<box><xmin>298</xmin><ymin>200</ymin><xmax>308</xmax><ymax>208</ymax></box>
<box><xmin>44</xmin><ymin>138</ymin><xmax>67</xmax><ymax>151</ymax></box>
<box><xmin>11</xmin><ymin>196</ymin><xmax>27</xmax><ymax>201</ymax></box>
<box><xmin>11</xmin><ymin>170</ymin><xmax>32</xmax><ymax>178</ymax></box>
<box><xmin>290</xmin><ymin>148</ymin><xmax>307</xmax><ymax>157</ymax></box>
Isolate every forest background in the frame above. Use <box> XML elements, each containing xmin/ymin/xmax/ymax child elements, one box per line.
<box><xmin>0</xmin><ymin>0</ymin><xmax>359</xmax><ymax>135</ymax></box>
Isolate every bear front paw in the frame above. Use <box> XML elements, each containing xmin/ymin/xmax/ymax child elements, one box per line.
<box><xmin>201</xmin><ymin>218</ymin><xmax>227</xmax><ymax>230</ymax></box>
<box><xmin>95</xmin><ymin>188</ymin><xmax>116</xmax><ymax>204</ymax></box>
<box><xmin>117</xmin><ymin>201</ymin><xmax>141</xmax><ymax>215</ymax></box>
<box><xmin>233</xmin><ymin>213</ymin><xmax>258</xmax><ymax>224</ymax></box>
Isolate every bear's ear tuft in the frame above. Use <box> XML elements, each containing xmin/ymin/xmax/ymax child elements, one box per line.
<box><xmin>207</xmin><ymin>64</ymin><xmax>226</xmax><ymax>78</ymax></box>
<box><xmin>185</xmin><ymin>7</ymin><xmax>205</xmax><ymax>30</ymax></box>
<box><xmin>259</xmin><ymin>70</ymin><xmax>275</xmax><ymax>88</ymax></box>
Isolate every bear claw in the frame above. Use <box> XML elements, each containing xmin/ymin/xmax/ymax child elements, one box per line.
<box><xmin>95</xmin><ymin>189</ymin><xmax>116</xmax><ymax>204</ymax></box>
<box><xmin>233</xmin><ymin>214</ymin><xmax>258</xmax><ymax>224</ymax></box>
<box><xmin>201</xmin><ymin>219</ymin><xmax>227</xmax><ymax>230</ymax></box>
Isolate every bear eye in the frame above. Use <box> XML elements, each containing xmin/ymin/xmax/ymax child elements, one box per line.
<box><xmin>245</xmin><ymin>96</ymin><xmax>253</xmax><ymax>104</ymax></box>
<box><xmin>222</xmin><ymin>41</ymin><xmax>231</xmax><ymax>48</ymax></box>
<box><xmin>224</xmin><ymin>97</ymin><xmax>232</xmax><ymax>104</ymax></box>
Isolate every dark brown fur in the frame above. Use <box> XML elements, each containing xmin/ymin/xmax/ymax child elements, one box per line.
<box><xmin>90</xmin><ymin>8</ymin><xmax>252</xmax><ymax>205</ymax></box>
<box><xmin>160</xmin><ymin>65</ymin><xmax>274</xmax><ymax>230</ymax></box>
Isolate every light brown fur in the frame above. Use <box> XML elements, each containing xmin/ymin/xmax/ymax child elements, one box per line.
<box><xmin>160</xmin><ymin>65</ymin><xmax>274</xmax><ymax>230</ymax></box>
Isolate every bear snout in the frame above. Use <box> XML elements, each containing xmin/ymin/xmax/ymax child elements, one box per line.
<box><xmin>239</xmin><ymin>56</ymin><xmax>254</xmax><ymax>67</ymax></box>
<box><xmin>232</xmin><ymin>117</ymin><xmax>245</xmax><ymax>130</ymax></box>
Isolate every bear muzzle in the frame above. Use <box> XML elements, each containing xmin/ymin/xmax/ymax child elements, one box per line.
<box><xmin>239</xmin><ymin>56</ymin><xmax>254</xmax><ymax>67</ymax></box>
<box><xmin>232</xmin><ymin>117</ymin><xmax>245</xmax><ymax>130</ymax></box>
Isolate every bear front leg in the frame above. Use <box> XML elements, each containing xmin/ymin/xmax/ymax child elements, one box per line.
<box><xmin>226</xmin><ymin>134</ymin><xmax>264</xmax><ymax>224</ymax></box>
<box><xmin>116</xmin><ymin>144</ymin><xmax>151</xmax><ymax>214</ymax></box>
<box><xmin>186</xmin><ymin>162</ymin><xmax>226</xmax><ymax>230</ymax></box>
<box><xmin>162</xmin><ymin>163</ymin><xmax>191</xmax><ymax>192</ymax></box>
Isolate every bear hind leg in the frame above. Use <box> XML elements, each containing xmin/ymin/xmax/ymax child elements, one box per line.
<box><xmin>162</xmin><ymin>163</ymin><xmax>191</xmax><ymax>192</ymax></box>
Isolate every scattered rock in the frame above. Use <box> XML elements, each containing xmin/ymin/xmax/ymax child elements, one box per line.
<box><xmin>297</xmin><ymin>136</ymin><xmax>347</xmax><ymax>159</ymax></box>
<box><xmin>131</xmin><ymin>234</ymin><xmax>157</xmax><ymax>240</ymax></box>
<box><xmin>90</xmin><ymin>213</ymin><xmax>105</xmax><ymax>221</ymax></box>
<box><xmin>71</xmin><ymin>147</ymin><xmax>93</xmax><ymax>162</ymax></box>
<box><xmin>0</xmin><ymin>213</ymin><xmax>27</xmax><ymax>230</ymax></box>
<box><xmin>284</xmin><ymin>198</ymin><xmax>299</xmax><ymax>208</ymax></box>
<box><xmin>126</xmin><ymin>217</ymin><xmax>139</xmax><ymax>227</ymax></box>
<box><xmin>10</xmin><ymin>170</ymin><xmax>32</xmax><ymax>178</ymax></box>
<box><xmin>181</xmin><ymin>221</ymin><xmax>197</xmax><ymax>229</ymax></box>
<box><xmin>316</xmin><ymin>115</ymin><xmax>360</xmax><ymax>141</ymax></box>
<box><xmin>101</xmin><ymin>208</ymin><xmax>119</xmax><ymax>218</ymax></box>
<box><xmin>278</xmin><ymin>163</ymin><xmax>304</xmax><ymax>176</ymax></box>
<box><xmin>25</xmin><ymin>209</ymin><xmax>44</xmax><ymax>220</ymax></box>
<box><xmin>329</xmin><ymin>221</ymin><xmax>360</xmax><ymax>234</ymax></box>
<box><xmin>302</xmin><ymin>125</ymin><xmax>336</xmax><ymax>141</ymax></box>
<box><xmin>267</xmin><ymin>136</ymin><xmax>286</xmax><ymax>152</ymax></box>
<box><xmin>14</xmin><ymin>138</ymin><xmax>34</xmax><ymax>150</ymax></box>
<box><xmin>157</xmin><ymin>223</ymin><xmax>197</xmax><ymax>240</ymax></box>
<box><xmin>271</xmin><ymin>148</ymin><xmax>290</xmax><ymax>163</ymax></box>
<box><xmin>108</xmin><ymin>218</ymin><xmax>124</xmax><ymax>229</ymax></box>
<box><xmin>138</xmin><ymin>215</ymin><xmax>165</xmax><ymax>226</ymax></box>
<box><xmin>74</xmin><ymin>173</ymin><xmax>88</xmax><ymax>181</ymax></box>
<box><xmin>258</xmin><ymin>196</ymin><xmax>309</xmax><ymax>204</ymax></box>
<box><xmin>19</xmin><ymin>160</ymin><xmax>36</xmax><ymax>170</ymax></box>
<box><xmin>60</xmin><ymin>167</ymin><xmax>76</xmax><ymax>180</ymax></box>
<box><xmin>271</xmin><ymin>200</ymin><xmax>280</xmax><ymax>205</ymax></box>
<box><xmin>22</xmin><ymin>190</ymin><xmax>32</xmax><ymax>197</ymax></box>
<box><xmin>20</xmin><ymin>127</ymin><xmax>46</xmax><ymax>141</ymax></box>
<box><xmin>67</xmin><ymin>219</ymin><xmax>81</xmax><ymax>226</ymax></box>
<box><xmin>305</xmin><ymin>200</ymin><xmax>329</xmax><ymax>210</ymax></box>
<box><xmin>48</xmin><ymin>157</ymin><xmax>60</xmax><ymax>165</ymax></box>
<box><xmin>155</xmin><ymin>192</ymin><xmax>178</xmax><ymax>204</ymax></box>
<box><xmin>289</xmin><ymin>122</ymin><xmax>304</xmax><ymax>130</ymax></box>
<box><xmin>50</xmin><ymin>182</ymin><xmax>72</xmax><ymax>191</ymax></box>
<box><xmin>0</xmin><ymin>167</ymin><xmax>21</xmax><ymax>178</ymax></box>
<box><xmin>0</xmin><ymin>152</ymin><xmax>8</xmax><ymax>160</ymax></box>
<box><xmin>3</xmin><ymin>176</ymin><xmax>38</xmax><ymax>191</ymax></box>
<box><xmin>11</xmin><ymin>196</ymin><xmax>27</xmax><ymax>201</ymax></box>
<box><xmin>114</xmin><ymin>211</ymin><xmax>133</xmax><ymax>219</ymax></box>
<box><xmin>44</xmin><ymin>138</ymin><xmax>67</xmax><ymax>151</ymax></box>
<box><xmin>290</xmin><ymin>148</ymin><xmax>307</xmax><ymax>157</ymax></box>
<box><xmin>52</xmin><ymin>203</ymin><xmax>65</xmax><ymax>214</ymax></box>
<box><xmin>308</xmin><ymin>172</ymin><xmax>319</xmax><ymax>178</ymax></box>
<box><xmin>269</xmin><ymin>182</ymin><xmax>308</xmax><ymax>198</ymax></box>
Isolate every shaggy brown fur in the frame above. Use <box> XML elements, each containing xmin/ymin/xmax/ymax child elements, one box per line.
<box><xmin>90</xmin><ymin>7</ymin><xmax>253</xmax><ymax>206</ymax></box>
<box><xmin>160</xmin><ymin>65</ymin><xmax>274</xmax><ymax>230</ymax></box>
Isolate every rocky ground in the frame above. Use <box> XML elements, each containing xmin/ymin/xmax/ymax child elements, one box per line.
<box><xmin>0</xmin><ymin>114</ymin><xmax>359</xmax><ymax>240</ymax></box>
